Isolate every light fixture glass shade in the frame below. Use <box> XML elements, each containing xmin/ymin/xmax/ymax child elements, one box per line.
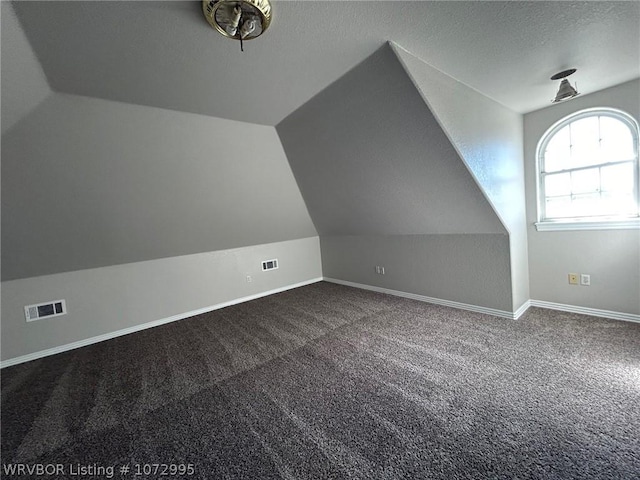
<box><xmin>552</xmin><ymin>79</ymin><xmax>580</xmax><ymax>103</ymax></box>
<box><xmin>203</xmin><ymin>0</ymin><xmax>272</xmax><ymax>41</ymax></box>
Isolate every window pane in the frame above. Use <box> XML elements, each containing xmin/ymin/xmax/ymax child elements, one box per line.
<box><xmin>571</xmin><ymin>168</ymin><xmax>600</xmax><ymax>194</ymax></box>
<box><xmin>601</xmin><ymin>163</ymin><xmax>634</xmax><ymax>193</ymax></box>
<box><xmin>601</xmin><ymin>192</ymin><xmax>637</xmax><ymax>215</ymax></box>
<box><xmin>545</xmin><ymin>172</ymin><xmax>571</xmax><ymax>196</ymax></box>
<box><xmin>570</xmin><ymin>116</ymin><xmax>601</xmax><ymax>168</ymax></box>
<box><xmin>545</xmin><ymin>195</ymin><xmax>572</xmax><ymax>218</ymax></box>
<box><xmin>544</xmin><ymin>125</ymin><xmax>570</xmax><ymax>172</ymax></box>
<box><xmin>571</xmin><ymin>193</ymin><xmax>601</xmax><ymax>217</ymax></box>
<box><xmin>600</xmin><ymin>116</ymin><xmax>634</xmax><ymax>162</ymax></box>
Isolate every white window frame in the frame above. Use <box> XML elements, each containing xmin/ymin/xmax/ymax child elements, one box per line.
<box><xmin>535</xmin><ymin>107</ymin><xmax>640</xmax><ymax>231</ymax></box>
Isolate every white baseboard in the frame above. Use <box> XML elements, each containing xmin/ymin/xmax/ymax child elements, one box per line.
<box><xmin>324</xmin><ymin>278</ymin><xmax>640</xmax><ymax>324</ymax></box>
<box><xmin>0</xmin><ymin>277</ymin><xmax>323</xmax><ymax>369</ymax></box>
<box><xmin>513</xmin><ymin>300</ymin><xmax>532</xmax><ymax>319</ymax></box>
<box><xmin>323</xmin><ymin>277</ymin><xmax>526</xmax><ymax>319</ymax></box>
<box><xmin>4</xmin><ymin>279</ymin><xmax>636</xmax><ymax>368</ymax></box>
<box><xmin>529</xmin><ymin>300</ymin><xmax>640</xmax><ymax>323</ymax></box>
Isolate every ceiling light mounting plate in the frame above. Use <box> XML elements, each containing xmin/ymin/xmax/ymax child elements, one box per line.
<box><xmin>550</xmin><ymin>68</ymin><xmax>577</xmax><ymax>81</ymax></box>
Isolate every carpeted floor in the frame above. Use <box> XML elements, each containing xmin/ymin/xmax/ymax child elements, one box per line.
<box><xmin>2</xmin><ymin>282</ymin><xmax>639</xmax><ymax>479</ymax></box>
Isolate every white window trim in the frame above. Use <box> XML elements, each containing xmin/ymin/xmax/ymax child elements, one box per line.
<box><xmin>535</xmin><ymin>107</ymin><xmax>640</xmax><ymax>232</ymax></box>
<box><xmin>535</xmin><ymin>218</ymin><xmax>640</xmax><ymax>231</ymax></box>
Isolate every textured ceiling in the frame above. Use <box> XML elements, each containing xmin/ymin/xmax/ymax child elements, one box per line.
<box><xmin>11</xmin><ymin>1</ymin><xmax>640</xmax><ymax>126</ymax></box>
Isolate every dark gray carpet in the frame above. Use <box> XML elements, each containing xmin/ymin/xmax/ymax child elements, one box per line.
<box><xmin>2</xmin><ymin>282</ymin><xmax>639</xmax><ymax>479</ymax></box>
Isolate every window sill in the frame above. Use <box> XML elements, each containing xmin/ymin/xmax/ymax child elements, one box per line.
<box><xmin>535</xmin><ymin>218</ymin><xmax>640</xmax><ymax>231</ymax></box>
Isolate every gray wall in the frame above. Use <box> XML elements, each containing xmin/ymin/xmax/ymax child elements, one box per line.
<box><xmin>2</xmin><ymin>237</ymin><xmax>322</xmax><ymax>362</ymax></box>
<box><xmin>278</xmin><ymin>44</ymin><xmax>513</xmax><ymax>311</ymax></box>
<box><xmin>1</xmin><ymin>2</ymin><xmax>50</xmax><ymax>135</ymax></box>
<box><xmin>321</xmin><ymin>235</ymin><xmax>512</xmax><ymax>311</ymax></box>
<box><xmin>524</xmin><ymin>79</ymin><xmax>640</xmax><ymax>315</ymax></box>
<box><xmin>2</xmin><ymin>93</ymin><xmax>317</xmax><ymax>280</ymax></box>
<box><xmin>393</xmin><ymin>44</ymin><xmax>529</xmax><ymax>311</ymax></box>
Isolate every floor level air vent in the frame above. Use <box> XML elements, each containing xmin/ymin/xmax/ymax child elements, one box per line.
<box><xmin>262</xmin><ymin>259</ymin><xmax>279</xmax><ymax>271</ymax></box>
<box><xmin>24</xmin><ymin>300</ymin><xmax>67</xmax><ymax>322</ymax></box>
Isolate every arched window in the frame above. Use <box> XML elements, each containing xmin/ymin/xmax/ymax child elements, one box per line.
<box><xmin>536</xmin><ymin>108</ymin><xmax>639</xmax><ymax>230</ymax></box>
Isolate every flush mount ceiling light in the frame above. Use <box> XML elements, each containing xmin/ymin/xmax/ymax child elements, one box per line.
<box><xmin>551</xmin><ymin>68</ymin><xmax>580</xmax><ymax>103</ymax></box>
<box><xmin>202</xmin><ymin>0</ymin><xmax>272</xmax><ymax>51</ymax></box>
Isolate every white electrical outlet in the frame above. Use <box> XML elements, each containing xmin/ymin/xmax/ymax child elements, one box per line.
<box><xmin>580</xmin><ymin>274</ymin><xmax>591</xmax><ymax>286</ymax></box>
<box><xmin>246</xmin><ymin>275</ymin><xmax>252</xmax><ymax>283</ymax></box>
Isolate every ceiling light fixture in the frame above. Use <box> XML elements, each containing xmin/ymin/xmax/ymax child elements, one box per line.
<box><xmin>202</xmin><ymin>0</ymin><xmax>272</xmax><ymax>52</ymax></box>
<box><xmin>551</xmin><ymin>68</ymin><xmax>580</xmax><ymax>103</ymax></box>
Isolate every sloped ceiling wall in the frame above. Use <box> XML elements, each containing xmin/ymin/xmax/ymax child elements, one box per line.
<box><xmin>277</xmin><ymin>44</ymin><xmax>506</xmax><ymax>237</ymax></box>
<box><xmin>1</xmin><ymin>94</ymin><xmax>317</xmax><ymax>281</ymax></box>
<box><xmin>392</xmin><ymin>44</ymin><xmax>525</xmax><ymax>237</ymax></box>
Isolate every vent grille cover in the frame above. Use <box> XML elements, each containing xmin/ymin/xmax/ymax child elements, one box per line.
<box><xmin>24</xmin><ymin>300</ymin><xmax>67</xmax><ymax>322</ymax></box>
<box><xmin>262</xmin><ymin>259</ymin><xmax>279</xmax><ymax>271</ymax></box>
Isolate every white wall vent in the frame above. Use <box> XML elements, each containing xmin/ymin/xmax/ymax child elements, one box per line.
<box><xmin>262</xmin><ymin>259</ymin><xmax>279</xmax><ymax>271</ymax></box>
<box><xmin>24</xmin><ymin>300</ymin><xmax>67</xmax><ymax>322</ymax></box>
